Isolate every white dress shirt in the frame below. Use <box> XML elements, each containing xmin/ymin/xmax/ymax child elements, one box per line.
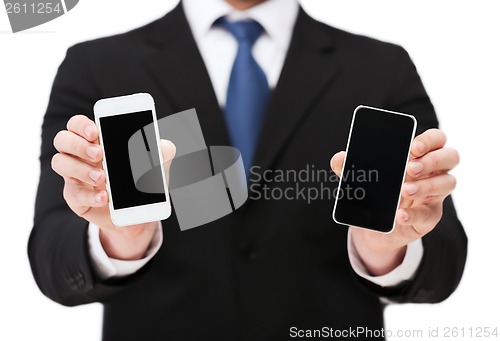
<box><xmin>88</xmin><ymin>0</ymin><xmax>424</xmax><ymax>289</ymax></box>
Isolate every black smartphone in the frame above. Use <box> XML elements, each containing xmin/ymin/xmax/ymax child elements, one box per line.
<box><xmin>332</xmin><ymin>105</ymin><xmax>417</xmax><ymax>233</ymax></box>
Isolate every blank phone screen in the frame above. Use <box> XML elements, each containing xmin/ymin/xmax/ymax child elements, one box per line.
<box><xmin>334</xmin><ymin>107</ymin><xmax>416</xmax><ymax>232</ymax></box>
<box><xmin>99</xmin><ymin>110</ymin><xmax>166</xmax><ymax>210</ymax></box>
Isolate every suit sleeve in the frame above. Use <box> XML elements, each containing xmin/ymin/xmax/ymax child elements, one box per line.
<box><xmin>28</xmin><ymin>44</ymin><xmax>144</xmax><ymax>306</ymax></box>
<box><xmin>363</xmin><ymin>45</ymin><xmax>468</xmax><ymax>303</ymax></box>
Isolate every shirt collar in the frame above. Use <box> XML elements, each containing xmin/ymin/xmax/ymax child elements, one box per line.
<box><xmin>183</xmin><ymin>0</ymin><xmax>299</xmax><ymax>50</ymax></box>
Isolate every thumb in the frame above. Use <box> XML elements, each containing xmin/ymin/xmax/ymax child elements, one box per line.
<box><xmin>160</xmin><ymin>139</ymin><xmax>176</xmax><ymax>182</ymax></box>
<box><xmin>330</xmin><ymin>151</ymin><xmax>346</xmax><ymax>177</ymax></box>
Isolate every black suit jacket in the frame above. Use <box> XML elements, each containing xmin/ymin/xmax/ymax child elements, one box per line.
<box><xmin>29</xmin><ymin>4</ymin><xmax>467</xmax><ymax>341</ymax></box>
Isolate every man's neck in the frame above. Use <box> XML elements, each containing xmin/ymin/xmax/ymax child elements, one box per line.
<box><xmin>224</xmin><ymin>0</ymin><xmax>267</xmax><ymax>10</ymax></box>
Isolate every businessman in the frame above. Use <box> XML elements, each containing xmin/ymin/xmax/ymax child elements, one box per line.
<box><xmin>30</xmin><ymin>0</ymin><xmax>467</xmax><ymax>340</ymax></box>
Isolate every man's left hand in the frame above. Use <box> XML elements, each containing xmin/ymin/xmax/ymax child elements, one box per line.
<box><xmin>330</xmin><ymin>128</ymin><xmax>459</xmax><ymax>276</ymax></box>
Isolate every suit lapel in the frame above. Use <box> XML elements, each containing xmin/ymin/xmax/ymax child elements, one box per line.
<box><xmin>252</xmin><ymin>8</ymin><xmax>342</xmax><ymax>175</ymax></box>
<box><xmin>141</xmin><ymin>4</ymin><xmax>231</xmax><ymax>146</ymax></box>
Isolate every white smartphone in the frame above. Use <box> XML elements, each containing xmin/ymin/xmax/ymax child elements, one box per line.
<box><xmin>332</xmin><ymin>105</ymin><xmax>417</xmax><ymax>233</ymax></box>
<box><xmin>94</xmin><ymin>93</ymin><xmax>171</xmax><ymax>226</ymax></box>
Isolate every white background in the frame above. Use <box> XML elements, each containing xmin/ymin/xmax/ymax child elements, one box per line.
<box><xmin>1</xmin><ymin>0</ymin><xmax>499</xmax><ymax>340</ymax></box>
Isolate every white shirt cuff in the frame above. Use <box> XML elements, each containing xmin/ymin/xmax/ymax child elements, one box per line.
<box><xmin>347</xmin><ymin>228</ymin><xmax>424</xmax><ymax>287</ymax></box>
<box><xmin>87</xmin><ymin>222</ymin><xmax>163</xmax><ymax>280</ymax></box>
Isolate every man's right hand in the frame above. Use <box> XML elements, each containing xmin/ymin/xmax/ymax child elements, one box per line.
<box><xmin>51</xmin><ymin>114</ymin><xmax>176</xmax><ymax>260</ymax></box>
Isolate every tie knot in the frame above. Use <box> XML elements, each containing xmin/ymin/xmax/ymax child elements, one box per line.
<box><xmin>217</xmin><ymin>17</ymin><xmax>264</xmax><ymax>45</ymax></box>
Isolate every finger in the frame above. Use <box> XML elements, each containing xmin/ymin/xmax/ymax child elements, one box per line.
<box><xmin>330</xmin><ymin>151</ymin><xmax>346</xmax><ymax>177</ymax></box>
<box><xmin>161</xmin><ymin>139</ymin><xmax>176</xmax><ymax>174</ymax></box>
<box><xmin>63</xmin><ymin>181</ymin><xmax>108</xmax><ymax>214</ymax></box>
<box><xmin>396</xmin><ymin>204</ymin><xmax>442</xmax><ymax>236</ymax></box>
<box><xmin>53</xmin><ymin>130</ymin><xmax>103</xmax><ymax>163</ymax></box>
<box><xmin>407</xmin><ymin>147</ymin><xmax>459</xmax><ymax>178</ymax></box>
<box><xmin>66</xmin><ymin>114</ymin><xmax>98</xmax><ymax>142</ymax></box>
<box><xmin>411</xmin><ymin>128</ymin><xmax>447</xmax><ymax>158</ymax></box>
<box><xmin>161</xmin><ymin>140</ymin><xmax>176</xmax><ymax>187</ymax></box>
<box><xmin>52</xmin><ymin>153</ymin><xmax>105</xmax><ymax>186</ymax></box>
<box><xmin>402</xmin><ymin>174</ymin><xmax>457</xmax><ymax>201</ymax></box>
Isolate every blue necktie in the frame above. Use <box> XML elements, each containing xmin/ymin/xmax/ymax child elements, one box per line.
<box><xmin>218</xmin><ymin>18</ymin><xmax>270</xmax><ymax>175</ymax></box>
